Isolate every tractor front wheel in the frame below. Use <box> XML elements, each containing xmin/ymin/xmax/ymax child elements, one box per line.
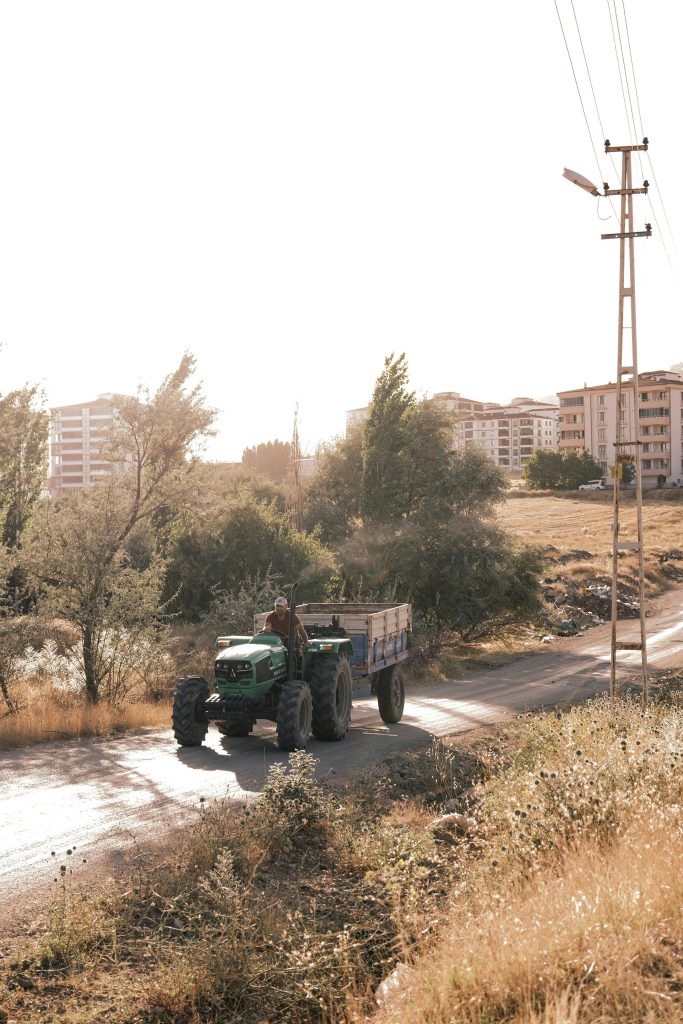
<box><xmin>276</xmin><ymin>680</ymin><xmax>312</xmax><ymax>751</ymax></box>
<box><xmin>310</xmin><ymin>656</ymin><xmax>352</xmax><ymax>740</ymax></box>
<box><xmin>377</xmin><ymin>665</ymin><xmax>405</xmax><ymax>724</ymax></box>
<box><xmin>172</xmin><ymin>676</ymin><xmax>209</xmax><ymax>746</ymax></box>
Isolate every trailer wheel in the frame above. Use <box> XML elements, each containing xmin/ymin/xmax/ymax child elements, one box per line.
<box><xmin>276</xmin><ymin>680</ymin><xmax>312</xmax><ymax>751</ymax></box>
<box><xmin>172</xmin><ymin>676</ymin><xmax>209</xmax><ymax>747</ymax></box>
<box><xmin>217</xmin><ymin>718</ymin><xmax>254</xmax><ymax>737</ymax></box>
<box><xmin>310</xmin><ymin>655</ymin><xmax>352</xmax><ymax>740</ymax></box>
<box><xmin>377</xmin><ymin>665</ymin><xmax>405</xmax><ymax>724</ymax></box>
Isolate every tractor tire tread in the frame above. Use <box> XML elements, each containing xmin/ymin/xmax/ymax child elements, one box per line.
<box><xmin>310</xmin><ymin>656</ymin><xmax>352</xmax><ymax>741</ymax></box>
<box><xmin>276</xmin><ymin>680</ymin><xmax>312</xmax><ymax>751</ymax></box>
<box><xmin>172</xmin><ymin>676</ymin><xmax>209</xmax><ymax>747</ymax></box>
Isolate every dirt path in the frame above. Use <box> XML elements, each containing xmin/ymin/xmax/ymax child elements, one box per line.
<box><xmin>4</xmin><ymin>585</ymin><xmax>683</xmax><ymax>943</ymax></box>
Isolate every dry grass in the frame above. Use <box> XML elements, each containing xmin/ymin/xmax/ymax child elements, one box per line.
<box><xmin>4</xmin><ymin>683</ymin><xmax>683</xmax><ymax>1023</ymax></box>
<box><xmin>386</xmin><ymin>819</ymin><xmax>683</xmax><ymax>1024</ymax></box>
<box><xmin>498</xmin><ymin>494</ymin><xmax>683</xmax><ymax>556</ymax></box>
<box><xmin>0</xmin><ymin>691</ymin><xmax>170</xmax><ymax>750</ymax></box>
<box><xmin>373</xmin><ymin>683</ymin><xmax>683</xmax><ymax>1024</ymax></box>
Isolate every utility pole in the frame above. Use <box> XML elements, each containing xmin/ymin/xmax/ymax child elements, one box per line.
<box><xmin>288</xmin><ymin>404</ymin><xmax>304</xmax><ymax>532</ymax></box>
<box><xmin>601</xmin><ymin>138</ymin><xmax>651</xmax><ymax>707</ymax></box>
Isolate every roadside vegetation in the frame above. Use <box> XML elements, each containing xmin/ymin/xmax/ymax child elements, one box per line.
<box><xmin>0</xmin><ymin>352</ymin><xmax>547</xmax><ymax>750</ymax></box>
<box><xmin>3</xmin><ymin>675</ymin><xmax>683</xmax><ymax>1023</ymax></box>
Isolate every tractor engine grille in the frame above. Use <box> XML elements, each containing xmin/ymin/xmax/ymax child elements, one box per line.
<box><xmin>215</xmin><ymin>662</ymin><xmax>253</xmax><ymax>684</ymax></box>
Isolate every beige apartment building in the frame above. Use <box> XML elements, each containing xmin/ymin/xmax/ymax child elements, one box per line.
<box><xmin>557</xmin><ymin>370</ymin><xmax>683</xmax><ymax>486</ymax></box>
<box><xmin>346</xmin><ymin>392</ymin><xmax>559</xmax><ymax>473</ymax></box>
<box><xmin>454</xmin><ymin>398</ymin><xmax>558</xmax><ymax>472</ymax></box>
<box><xmin>47</xmin><ymin>394</ymin><xmax>117</xmax><ymax>498</ymax></box>
<box><xmin>345</xmin><ymin>390</ymin><xmax>488</xmax><ymax>434</ymax></box>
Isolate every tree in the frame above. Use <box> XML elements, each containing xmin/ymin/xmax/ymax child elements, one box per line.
<box><xmin>560</xmin><ymin>449</ymin><xmax>603</xmax><ymax>489</ymax></box>
<box><xmin>335</xmin><ymin>515</ymin><xmax>543</xmax><ymax>636</ymax></box>
<box><xmin>361</xmin><ymin>353</ymin><xmax>415</xmax><ymax>522</ymax></box>
<box><xmin>447</xmin><ymin>445</ymin><xmax>508</xmax><ymax>517</ymax></box>
<box><xmin>242</xmin><ymin>440</ymin><xmax>292</xmax><ymax>483</ymax></box>
<box><xmin>386</xmin><ymin>517</ymin><xmax>544</xmax><ymax>635</ymax></box>
<box><xmin>164</xmin><ymin>491</ymin><xmax>338</xmax><ymax>619</ymax></box>
<box><xmin>303</xmin><ymin>427</ymin><xmax>363</xmax><ymax>542</ymax></box>
<box><xmin>26</xmin><ymin>355</ymin><xmax>216</xmax><ymax>703</ymax></box>
<box><xmin>523</xmin><ymin>450</ymin><xmax>564</xmax><ymax>490</ymax></box>
<box><xmin>0</xmin><ymin>385</ymin><xmax>48</xmax><ymax>550</ymax></box>
<box><xmin>524</xmin><ymin>449</ymin><xmax>604</xmax><ymax>490</ymax></box>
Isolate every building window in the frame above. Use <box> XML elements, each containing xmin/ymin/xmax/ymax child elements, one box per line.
<box><xmin>597</xmin><ymin>412</ymin><xmax>606</xmax><ymax>423</ymax></box>
<box><xmin>560</xmin><ymin>397</ymin><xmax>584</xmax><ymax>407</ymax></box>
<box><xmin>597</xmin><ymin>445</ymin><xmax>606</xmax><ymax>458</ymax></box>
<box><xmin>640</xmin><ymin>407</ymin><xmax>669</xmax><ymax>419</ymax></box>
<box><xmin>598</xmin><ymin>428</ymin><xmax>606</xmax><ymax>440</ymax></box>
<box><xmin>597</xmin><ymin>395</ymin><xmax>606</xmax><ymax>407</ymax></box>
<box><xmin>657</xmin><ymin>391</ymin><xmax>668</xmax><ymax>400</ymax></box>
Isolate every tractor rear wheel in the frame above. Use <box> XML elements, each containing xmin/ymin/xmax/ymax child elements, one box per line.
<box><xmin>310</xmin><ymin>656</ymin><xmax>352</xmax><ymax>740</ymax></box>
<box><xmin>276</xmin><ymin>680</ymin><xmax>312</xmax><ymax>751</ymax></box>
<box><xmin>217</xmin><ymin>718</ymin><xmax>254</xmax><ymax>737</ymax></box>
<box><xmin>172</xmin><ymin>676</ymin><xmax>209</xmax><ymax>746</ymax></box>
<box><xmin>377</xmin><ymin>665</ymin><xmax>405</xmax><ymax>724</ymax></box>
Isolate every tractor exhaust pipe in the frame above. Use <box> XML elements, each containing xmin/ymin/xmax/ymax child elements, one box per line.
<box><xmin>287</xmin><ymin>582</ymin><xmax>298</xmax><ymax>680</ymax></box>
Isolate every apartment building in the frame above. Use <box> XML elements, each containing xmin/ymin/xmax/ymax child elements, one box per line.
<box><xmin>454</xmin><ymin>398</ymin><xmax>559</xmax><ymax>472</ymax></box>
<box><xmin>346</xmin><ymin>392</ymin><xmax>558</xmax><ymax>472</ymax></box>
<box><xmin>557</xmin><ymin>370</ymin><xmax>683</xmax><ymax>486</ymax></box>
<box><xmin>345</xmin><ymin>390</ymin><xmax>487</xmax><ymax>434</ymax></box>
<box><xmin>47</xmin><ymin>394</ymin><xmax>117</xmax><ymax>498</ymax></box>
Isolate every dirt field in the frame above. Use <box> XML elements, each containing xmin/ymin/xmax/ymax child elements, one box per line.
<box><xmin>497</xmin><ymin>494</ymin><xmax>683</xmax><ymax>631</ymax></box>
<box><xmin>498</xmin><ymin>494</ymin><xmax>682</xmax><ymax>556</ymax></box>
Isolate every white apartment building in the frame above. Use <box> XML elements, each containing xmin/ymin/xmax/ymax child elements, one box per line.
<box><xmin>454</xmin><ymin>398</ymin><xmax>559</xmax><ymax>472</ymax></box>
<box><xmin>346</xmin><ymin>392</ymin><xmax>558</xmax><ymax>472</ymax></box>
<box><xmin>345</xmin><ymin>391</ymin><xmax>488</xmax><ymax>434</ymax></box>
<box><xmin>557</xmin><ymin>370</ymin><xmax>683</xmax><ymax>486</ymax></box>
<box><xmin>47</xmin><ymin>394</ymin><xmax>117</xmax><ymax>498</ymax></box>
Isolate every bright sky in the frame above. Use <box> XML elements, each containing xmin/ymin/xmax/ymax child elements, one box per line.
<box><xmin>0</xmin><ymin>1</ymin><xmax>680</xmax><ymax>460</ymax></box>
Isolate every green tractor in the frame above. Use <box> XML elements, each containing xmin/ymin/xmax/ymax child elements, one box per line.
<box><xmin>173</xmin><ymin>590</ymin><xmax>355</xmax><ymax>752</ymax></box>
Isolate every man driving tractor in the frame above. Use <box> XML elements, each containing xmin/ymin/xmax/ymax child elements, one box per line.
<box><xmin>263</xmin><ymin>595</ymin><xmax>310</xmax><ymax>647</ymax></box>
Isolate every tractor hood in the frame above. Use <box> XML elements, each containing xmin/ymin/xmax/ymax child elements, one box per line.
<box><xmin>215</xmin><ymin>642</ymin><xmax>280</xmax><ymax>665</ymax></box>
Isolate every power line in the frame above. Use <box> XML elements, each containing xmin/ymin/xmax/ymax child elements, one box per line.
<box><xmin>606</xmin><ymin>0</ymin><xmax>635</xmax><ymax>143</ymax></box>
<box><xmin>620</xmin><ymin>0</ymin><xmax>678</xmax><ymax>256</ymax></box>
<box><xmin>569</xmin><ymin>0</ymin><xmax>620</xmax><ymax>216</ymax></box>
<box><xmin>611</xmin><ymin>0</ymin><xmax>640</xmax><ymax>152</ymax></box>
<box><xmin>553</xmin><ymin>0</ymin><xmax>617</xmax><ymax>222</ymax></box>
<box><xmin>605</xmin><ymin>0</ymin><xmax>673</xmax><ymax>268</ymax></box>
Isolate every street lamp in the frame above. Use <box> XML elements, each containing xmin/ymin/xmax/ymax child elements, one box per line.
<box><xmin>562</xmin><ymin>167</ymin><xmax>602</xmax><ymax>196</ymax></box>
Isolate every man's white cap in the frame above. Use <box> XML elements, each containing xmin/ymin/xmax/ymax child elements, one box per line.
<box><xmin>274</xmin><ymin>595</ymin><xmax>288</xmax><ymax>606</ymax></box>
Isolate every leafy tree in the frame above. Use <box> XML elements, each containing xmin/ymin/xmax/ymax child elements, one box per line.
<box><xmin>0</xmin><ymin>385</ymin><xmax>48</xmax><ymax>550</ymax></box>
<box><xmin>302</xmin><ymin>427</ymin><xmax>363</xmax><ymax>542</ymax></box>
<box><xmin>361</xmin><ymin>353</ymin><xmax>415</xmax><ymax>522</ymax></box>
<box><xmin>165</xmin><ymin>491</ymin><xmax>337</xmax><ymax>619</ymax></box>
<box><xmin>448</xmin><ymin>446</ymin><xmax>508</xmax><ymax>517</ymax></box>
<box><xmin>523</xmin><ymin>450</ymin><xmax>564</xmax><ymax>490</ymax></box>
<box><xmin>335</xmin><ymin>516</ymin><xmax>543</xmax><ymax>636</ymax></box>
<box><xmin>26</xmin><ymin>355</ymin><xmax>215</xmax><ymax>702</ymax></box>
<box><xmin>203</xmin><ymin>568</ymin><xmax>283</xmax><ymax>637</ymax></box>
<box><xmin>621</xmin><ymin>459</ymin><xmax>635</xmax><ymax>485</ymax></box>
<box><xmin>524</xmin><ymin>449</ymin><xmax>604</xmax><ymax>490</ymax></box>
<box><xmin>402</xmin><ymin>399</ymin><xmax>456</xmax><ymax>524</ymax></box>
<box><xmin>242</xmin><ymin>440</ymin><xmax>292</xmax><ymax>483</ymax></box>
<box><xmin>387</xmin><ymin>518</ymin><xmax>544</xmax><ymax>635</ymax></box>
<box><xmin>561</xmin><ymin>449</ymin><xmax>604</xmax><ymax>490</ymax></box>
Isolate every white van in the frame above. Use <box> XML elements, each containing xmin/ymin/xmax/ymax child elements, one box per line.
<box><xmin>579</xmin><ymin>479</ymin><xmax>606</xmax><ymax>491</ymax></box>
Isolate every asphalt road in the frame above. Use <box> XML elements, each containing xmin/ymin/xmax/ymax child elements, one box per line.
<box><xmin>3</xmin><ymin>588</ymin><xmax>683</xmax><ymax>938</ymax></box>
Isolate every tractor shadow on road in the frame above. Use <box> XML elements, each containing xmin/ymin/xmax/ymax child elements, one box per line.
<box><xmin>174</xmin><ymin>718</ymin><xmax>435</xmax><ymax>791</ymax></box>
